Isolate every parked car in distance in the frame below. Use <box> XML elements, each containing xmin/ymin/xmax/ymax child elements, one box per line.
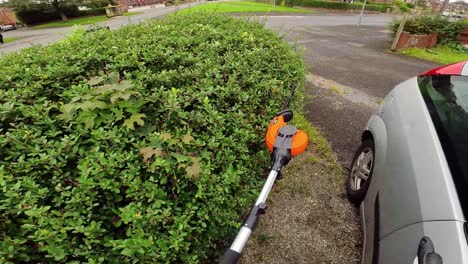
<box><xmin>1</xmin><ymin>24</ymin><xmax>16</xmax><ymax>31</ymax></box>
<box><xmin>347</xmin><ymin>61</ymin><xmax>468</xmax><ymax>264</ymax></box>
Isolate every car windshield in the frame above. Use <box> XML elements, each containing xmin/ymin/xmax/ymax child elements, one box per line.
<box><xmin>419</xmin><ymin>75</ymin><xmax>468</xmax><ymax>216</ymax></box>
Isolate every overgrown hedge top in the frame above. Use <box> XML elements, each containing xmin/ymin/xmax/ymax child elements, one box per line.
<box><xmin>0</xmin><ymin>13</ymin><xmax>304</xmax><ymax>263</ymax></box>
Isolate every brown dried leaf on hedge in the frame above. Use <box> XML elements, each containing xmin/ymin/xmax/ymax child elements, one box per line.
<box><xmin>139</xmin><ymin>147</ymin><xmax>162</xmax><ymax>163</ymax></box>
<box><xmin>186</xmin><ymin>157</ymin><xmax>202</xmax><ymax>179</ymax></box>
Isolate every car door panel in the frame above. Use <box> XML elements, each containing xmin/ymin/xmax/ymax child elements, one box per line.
<box><xmin>378</xmin><ymin>78</ymin><xmax>464</xmax><ymax>238</ymax></box>
<box><xmin>379</xmin><ymin>221</ymin><xmax>468</xmax><ymax>264</ymax></box>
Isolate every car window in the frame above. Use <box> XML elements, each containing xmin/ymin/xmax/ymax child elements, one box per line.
<box><xmin>418</xmin><ymin>75</ymin><xmax>468</xmax><ymax>217</ymax></box>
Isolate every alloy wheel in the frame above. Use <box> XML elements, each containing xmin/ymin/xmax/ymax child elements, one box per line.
<box><xmin>350</xmin><ymin>147</ymin><xmax>373</xmax><ymax>191</ymax></box>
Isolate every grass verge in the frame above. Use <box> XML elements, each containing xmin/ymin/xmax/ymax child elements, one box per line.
<box><xmin>241</xmin><ymin>112</ymin><xmax>361</xmax><ymax>264</ymax></box>
<box><xmin>4</xmin><ymin>37</ymin><xmax>20</xmax><ymax>43</ymax></box>
<box><xmin>177</xmin><ymin>1</ymin><xmax>313</xmax><ymax>14</ymax></box>
<box><xmin>123</xmin><ymin>12</ymin><xmax>143</xmax><ymax>16</ymax></box>
<box><xmin>33</xmin><ymin>12</ymin><xmax>140</xmax><ymax>29</ymax></box>
<box><xmin>402</xmin><ymin>46</ymin><xmax>468</xmax><ymax>64</ymax></box>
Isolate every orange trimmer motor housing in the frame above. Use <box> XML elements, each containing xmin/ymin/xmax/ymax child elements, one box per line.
<box><xmin>265</xmin><ymin>114</ymin><xmax>308</xmax><ymax>156</ymax></box>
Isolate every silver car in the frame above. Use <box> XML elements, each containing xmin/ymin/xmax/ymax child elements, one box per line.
<box><xmin>0</xmin><ymin>24</ymin><xmax>16</xmax><ymax>31</ymax></box>
<box><xmin>347</xmin><ymin>61</ymin><xmax>468</xmax><ymax>264</ymax></box>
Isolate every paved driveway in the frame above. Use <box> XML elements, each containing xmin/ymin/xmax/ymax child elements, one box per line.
<box><xmin>264</xmin><ymin>15</ymin><xmax>440</xmax><ymax>167</ymax></box>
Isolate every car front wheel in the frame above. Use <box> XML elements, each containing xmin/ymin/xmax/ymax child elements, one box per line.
<box><xmin>347</xmin><ymin>139</ymin><xmax>375</xmax><ymax>205</ymax></box>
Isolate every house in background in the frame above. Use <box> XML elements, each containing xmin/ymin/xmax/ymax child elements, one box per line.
<box><xmin>0</xmin><ymin>7</ymin><xmax>17</xmax><ymax>26</ymax></box>
<box><xmin>429</xmin><ymin>0</ymin><xmax>443</xmax><ymax>11</ymax></box>
<box><xmin>449</xmin><ymin>0</ymin><xmax>468</xmax><ymax>13</ymax></box>
<box><xmin>428</xmin><ymin>0</ymin><xmax>468</xmax><ymax>13</ymax></box>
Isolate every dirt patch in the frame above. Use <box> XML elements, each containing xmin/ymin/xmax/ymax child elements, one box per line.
<box><xmin>241</xmin><ymin>117</ymin><xmax>362</xmax><ymax>264</ymax></box>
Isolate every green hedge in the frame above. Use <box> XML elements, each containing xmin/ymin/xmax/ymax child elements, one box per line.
<box><xmin>0</xmin><ymin>13</ymin><xmax>304</xmax><ymax>263</ymax></box>
<box><xmin>365</xmin><ymin>0</ymin><xmax>391</xmax><ymax>5</ymax></box>
<box><xmin>389</xmin><ymin>15</ymin><xmax>465</xmax><ymax>44</ymax></box>
<box><xmin>352</xmin><ymin>2</ymin><xmax>389</xmax><ymax>12</ymax></box>
<box><xmin>76</xmin><ymin>8</ymin><xmax>107</xmax><ymax>17</ymax></box>
<box><xmin>292</xmin><ymin>0</ymin><xmax>388</xmax><ymax>12</ymax></box>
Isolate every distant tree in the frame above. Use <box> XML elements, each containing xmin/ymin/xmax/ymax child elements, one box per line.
<box><xmin>415</xmin><ymin>0</ymin><xmax>427</xmax><ymax>7</ymax></box>
<box><xmin>5</xmin><ymin>0</ymin><xmax>35</xmax><ymax>10</ymax></box>
<box><xmin>6</xmin><ymin>0</ymin><xmax>84</xmax><ymax>21</ymax></box>
<box><xmin>439</xmin><ymin>0</ymin><xmax>450</xmax><ymax>14</ymax></box>
<box><xmin>41</xmin><ymin>0</ymin><xmax>83</xmax><ymax>21</ymax></box>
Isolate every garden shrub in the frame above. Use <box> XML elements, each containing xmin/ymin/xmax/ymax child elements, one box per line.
<box><xmin>353</xmin><ymin>2</ymin><xmax>389</xmax><ymax>12</ymax></box>
<box><xmin>285</xmin><ymin>0</ymin><xmax>295</xmax><ymax>7</ymax></box>
<box><xmin>76</xmin><ymin>8</ymin><xmax>107</xmax><ymax>17</ymax></box>
<box><xmin>359</xmin><ymin>0</ymin><xmax>388</xmax><ymax>5</ymax></box>
<box><xmin>389</xmin><ymin>15</ymin><xmax>465</xmax><ymax>44</ymax></box>
<box><xmin>393</xmin><ymin>0</ymin><xmax>411</xmax><ymax>12</ymax></box>
<box><xmin>0</xmin><ymin>13</ymin><xmax>304</xmax><ymax>263</ymax></box>
<box><xmin>447</xmin><ymin>42</ymin><xmax>468</xmax><ymax>53</ymax></box>
<box><xmin>292</xmin><ymin>0</ymin><xmax>388</xmax><ymax>12</ymax></box>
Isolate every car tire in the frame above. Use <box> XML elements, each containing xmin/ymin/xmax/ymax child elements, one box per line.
<box><xmin>347</xmin><ymin>139</ymin><xmax>375</xmax><ymax>205</ymax></box>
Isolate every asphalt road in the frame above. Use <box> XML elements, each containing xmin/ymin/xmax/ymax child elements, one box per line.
<box><xmin>264</xmin><ymin>15</ymin><xmax>440</xmax><ymax>167</ymax></box>
<box><xmin>0</xmin><ymin>2</ymin><xmax>204</xmax><ymax>55</ymax></box>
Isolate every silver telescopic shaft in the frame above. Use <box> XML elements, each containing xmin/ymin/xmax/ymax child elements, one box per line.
<box><xmin>255</xmin><ymin>170</ymin><xmax>278</xmax><ymax>206</ymax></box>
<box><xmin>228</xmin><ymin>170</ymin><xmax>278</xmax><ymax>253</ymax></box>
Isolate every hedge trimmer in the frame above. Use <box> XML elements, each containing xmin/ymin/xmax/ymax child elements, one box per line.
<box><xmin>220</xmin><ymin>83</ymin><xmax>309</xmax><ymax>264</ymax></box>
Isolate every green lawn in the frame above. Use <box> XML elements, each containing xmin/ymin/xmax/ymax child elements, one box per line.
<box><xmin>123</xmin><ymin>11</ymin><xmax>143</xmax><ymax>16</ymax></box>
<box><xmin>4</xmin><ymin>37</ymin><xmax>20</xmax><ymax>43</ymax></box>
<box><xmin>178</xmin><ymin>1</ymin><xmax>313</xmax><ymax>14</ymax></box>
<box><xmin>402</xmin><ymin>46</ymin><xmax>468</xmax><ymax>64</ymax></box>
<box><xmin>33</xmin><ymin>12</ymin><xmax>141</xmax><ymax>29</ymax></box>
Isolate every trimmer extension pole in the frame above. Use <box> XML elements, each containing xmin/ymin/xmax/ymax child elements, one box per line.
<box><xmin>220</xmin><ymin>169</ymin><xmax>279</xmax><ymax>264</ymax></box>
<box><xmin>220</xmin><ymin>83</ymin><xmax>308</xmax><ymax>264</ymax></box>
<box><xmin>220</xmin><ymin>122</ymin><xmax>307</xmax><ymax>264</ymax></box>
